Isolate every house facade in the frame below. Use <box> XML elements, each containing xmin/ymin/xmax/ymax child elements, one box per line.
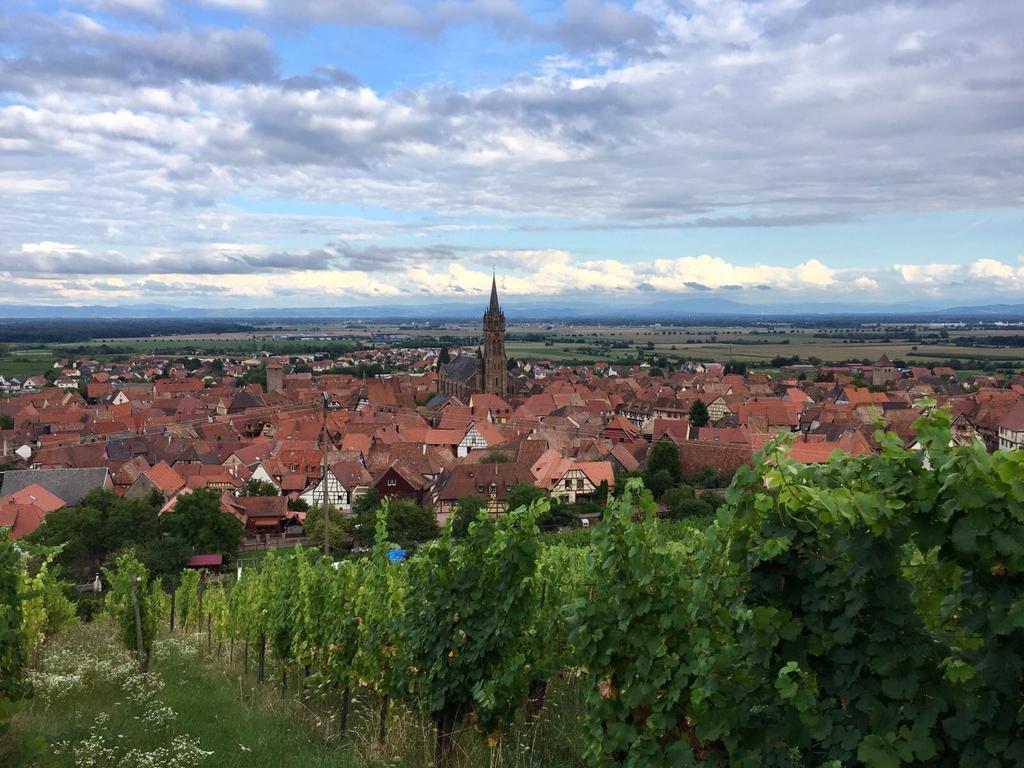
<box><xmin>998</xmin><ymin>401</ymin><xmax>1024</xmax><ymax>451</ymax></box>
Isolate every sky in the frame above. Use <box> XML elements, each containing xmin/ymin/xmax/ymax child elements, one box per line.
<box><xmin>0</xmin><ymin>0</ymin><xmax>1022</xmax><ymax>309</ymax></box>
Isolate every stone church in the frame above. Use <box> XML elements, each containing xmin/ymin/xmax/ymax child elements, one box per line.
<box><xmin>436</xmin><ymin>275</ymin><xmax>510</xmax><ymax>401</ymax></box>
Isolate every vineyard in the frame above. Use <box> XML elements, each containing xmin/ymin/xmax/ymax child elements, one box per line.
<box><xmin>3</xmin><ymin>407</ymin><xmax>1024</xmax><ymax>767</ymax></box>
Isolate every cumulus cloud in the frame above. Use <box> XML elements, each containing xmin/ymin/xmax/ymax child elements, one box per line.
<box><xmin>17</xmin><ymin>240</ymin><xmax>1001</xmax><ymax>303</ymax></box>
<box><xmin>0</xmin><ymin>0</ymin><xmax>1021</xmax><ymax>305</ymax></box>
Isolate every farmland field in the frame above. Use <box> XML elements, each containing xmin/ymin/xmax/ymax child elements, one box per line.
<box><xmin>3</xmin><ymin>320</ymin><xmax>1024</xmax><ymax>381</ymax></box>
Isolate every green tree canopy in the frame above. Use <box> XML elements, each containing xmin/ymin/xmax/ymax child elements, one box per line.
<box><xmin>354</xmin><ymin>498</ymin><xmax>438</xmax><ymax>549</ymax></box>
<box><xmin>688</xmin><ymin>398</ymin><xmax>710</xmax><ymax>427</ymax></box>
<box><xmin>239</xmin><ymin>478</ymin><xmax>280</xmax><ymax>497</ymax></box>
<box><xmin>305</xmin><ymin>507</ymin><xmax>354</xmax><ymax>558</ymax></box>
<box><xmin>27</xmin><ymin>489</ymin><xmax>162</xmax><ymax>580</ymax></box>
<box><xmin>646</xmin><ymin>441</ymin><xmax>682</xmax><ymax>481</ymax></box>
<box><xmin>449</xmin><ymin>495</ymin><xmax>489</xmax><ymax>538</ymax></box>
<box><xmin>506</xmin><ymin>483</ymin><xmax>548</xmax><ymax>513</ymax></box>
<box><xmin>158</xmin><ymin>488</ymin><xmax>244</xmax><ymax>567</ymax></box>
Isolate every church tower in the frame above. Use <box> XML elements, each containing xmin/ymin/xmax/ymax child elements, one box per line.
<box><xmin>481</xmin><ymin>274</ymin><xmax>508</xmax><ymax>397</ymax></box>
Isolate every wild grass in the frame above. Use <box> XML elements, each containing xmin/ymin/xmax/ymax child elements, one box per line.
<box><xmin>13</xmin><ymin>621</ymin><xmax>588</xmax><ymax>767</ymax></box>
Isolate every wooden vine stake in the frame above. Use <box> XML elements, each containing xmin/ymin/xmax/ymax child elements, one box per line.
<box><xmin>130</xmin><ymin>575</ymin><xmax>148</xmax><ymax>674</ymax></box>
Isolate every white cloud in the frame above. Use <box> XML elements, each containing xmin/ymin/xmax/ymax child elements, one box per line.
<box><xmin>21</xmin><ymin>241</ymin><xmax>87</xmax><ymax>254</ymax></box>
<box><xmin>895</xmin><ymin>263</ymin><xmax>963</xmax><ymax>285</ymax></box>
<box><xmin>969</xmin><ymin>258</ymin><xmax>1017</xmax><ymax>281</ymax></box>
<box><xmin>0</xmin><ymin>0</ymin><xmax>1020</xmax><ymax>303</ymax></box>
<box><xmin>853</xmin><ymin>276</ymin><xmax>879</xmax><ymax>290</ymax></box>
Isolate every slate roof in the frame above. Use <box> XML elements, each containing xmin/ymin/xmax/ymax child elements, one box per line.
<box><xmin>424</xmin><ymin>392</ymin><xmax>459</xmax><ymax>409</ymax></box>
<box><xmin>442</xmin><ymin>355</ymin><xmax>480</xmax><ymax>384</ymax></box>
<box><xmin>0</xmin><ymin>467</ymin><xmax>110</xmax><ymax>506</ymax></box>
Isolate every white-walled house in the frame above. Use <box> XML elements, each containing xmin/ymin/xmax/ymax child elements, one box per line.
<box><xmin>250</xmin><ymin>463</ymin><xmax>281</xmax><ymax>492</ymax></box>
<box><xmin>998</xmin><ymin>401</ymin><xmax>1024</xmax><ymax>451</ymax></box>
<box><xmin>300</xmin><ymin>460</ymin><xmax>373</xmax><ymax>511</ymax></box>
<box><xmin>456</xmin><ymin>421</ymin><xmax>503</xmax><ymax>458</ymax></box>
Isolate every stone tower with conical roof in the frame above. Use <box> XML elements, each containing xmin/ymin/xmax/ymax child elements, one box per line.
<box><xmin>481</xmin><ymin>274</ymin><xmax>508</xmax><ymax>397</ymax></box>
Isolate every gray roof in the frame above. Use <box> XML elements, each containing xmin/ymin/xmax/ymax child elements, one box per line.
<box><xmin>425</xmin><ymin>392</ymin><xmax>456</xmax><ymax>409</ymax></box>
<box><xmin>442</xmin><ymin>355</ymin><xmax>479</xmax><ymax>384</ymax></box>
<box><xmin>1</xmin><ymin>467</ymin><xmax>111</xmax><ymax>506</ymax></box>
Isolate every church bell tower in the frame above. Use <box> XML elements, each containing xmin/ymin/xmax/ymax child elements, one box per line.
<box><xmin>482</xmin><ymin>274</ymin><xmax>508</xmax><ymax>397</ymax></box>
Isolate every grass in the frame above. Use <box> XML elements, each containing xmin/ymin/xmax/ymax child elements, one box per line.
<box><xmin>0</xmin><ymin>352</ymin><xmax>57</xmax><ymax>379</ymax></box>
<box><xmin>12</xmin><ymin>619</ymin><xmax>588</xmax><ymax>768</ymax></box>
<box><xmin>12</xmin><ymin>621</ymin><xmax>359</xmax><ymax>768</ymax></box>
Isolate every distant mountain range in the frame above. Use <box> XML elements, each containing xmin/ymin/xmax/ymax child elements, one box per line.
<box><xmin>0</xmin><ymin>300</ymin><xmax>1023</xmax><ymax>321</ymax></box>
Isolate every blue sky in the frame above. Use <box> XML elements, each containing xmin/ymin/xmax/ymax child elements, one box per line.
<box><xmin>1</xmin><ymin>0</ymin><xmax>1022</xmax><ymax>308</ymax></box>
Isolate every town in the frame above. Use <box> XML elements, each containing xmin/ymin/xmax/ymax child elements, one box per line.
<box><xmin>4</xmin><ymin>277</ymin><xmax>1023</xmax><ymax>558</ymax></box>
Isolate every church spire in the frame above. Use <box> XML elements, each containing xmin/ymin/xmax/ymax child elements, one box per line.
<box><xmin>488</xmin><ymin>272</ymin><xmax>501</xmax><ymax>314</ymax></box>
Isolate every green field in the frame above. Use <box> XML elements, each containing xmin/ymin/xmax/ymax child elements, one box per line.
<box><xmin>14</xmin><ymin>619</ymin><xmax>584</xmax><ymax>768</ymax></box>
<box><xmin>3</xmin><ymin>321</ymin><xmax>1023</xmax><ymax>382</ymax></box>
<box><xmin>0</xmin><ymin>349</ymin><xmax>57</xmax><ymax>379</ymax></box>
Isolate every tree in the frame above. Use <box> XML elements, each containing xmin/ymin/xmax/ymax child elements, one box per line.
<box><xmin>354</xmin><ymin>497</ymin><xmax>438</xmax><ymax>549</ymax></box>
<box><xmin>239</xmin><ymin>478</ymin><xmax>280</xmax><ymax>497</ymax></box>
<box><xmin>158</xmin><ymin>488</ymin><xmax>244</xmax><ymax>567</ymax></box>
<box><xmin>305</xmin><ymin>507</ymin><xmax>354</xmax><ymax>558</ymax></box>
<box><xmin>688</xmin><ymin>399</ymin><xmax>710</xmax><ymax>427</ymax></box>
<box><xmin>506</xmin><ymin>483</ymin><xmax>548</xmax><ymax>512</ymax></box>
<box><xmin>237</xmin><ymin>364</ymin><xmax>267</xmax><ymax>390</ymax></box>
<box><xmin>661</xmin><ymin>485</ymin><xmax>714</xmax><ymax>521</ymax></box>
<box><xmin>689</xmin><ymin>465</ymin><xmax>722</xmax><ymax>489</ymax></box>
<box><xmin>646</xmin><ymin>442</ymin><xmax>682</xmax><ymax>484</ymax></box>
<box><xmin>28</xmin><ymin>489</ymin><xmax>162</xmax><ymax>580</ymax></box>
<box><xmin>449</xmin><ymin>495</ymin><xmax>489</xmax><ymax>538</ymax></box>
<box><xmin>660</xmin><ymin>484</ymin><xmax>694</xmax><ymax>514</ymax></box>
<box><xmin>0</xmin><ymin>414</ymin><xmax>13</xmax><ymax>430</ymax></box>
<box><xmin>645</xmin><ymin>468</ymin><xmax>676</xmax><ymax>499</ymax></box>
<box><xmin>480</xmin><ymin>450</ymin><xmax>509</xmax><ymax>464</ymax></box>
<box><xmin>352</xmin><ymin>488</ymin><xmax>381</xmax><ymax>519</ymax></box>
<box><xmin>436</xmin><ymin>345</ymin><xmax>451</xmax><ymax>370</ymax></box>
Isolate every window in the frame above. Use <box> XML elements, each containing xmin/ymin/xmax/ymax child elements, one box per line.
<box><xmin>565</xmin><ymin>479</ymin><xmax>572</xmax><ymax>489</ymax></box>
<box><xmin>577</xmin><ymin>479</ymin><xmax>584</xmax><ymax>490</ymax></box>
<box><xmin>387</xmin><ymin>478</ymin><xmax>396</xmax><ymax>487</ymax></box>
<box><xmin>489</xmin><ymin>483</ymin><xmax>497</xmax><ymax>495</ymax></box>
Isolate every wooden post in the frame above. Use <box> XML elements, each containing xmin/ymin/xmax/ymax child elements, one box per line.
<box><xmin>378</xmin><ymin>694</ymin><xmax>389</xmax><ymax>745</ymax></box>
<box><xmin>130</xmin><ymin>576</ymin><xmax>148</xmax><ymax>674</ymax></box>
<box><xmin>207</xmin><ymin>613</ymin><xmax>212</xmax><ymax>653</ymax></box>
<box><xmin>340</xmin><ymin>685</ymin><xmax>350</xmax><ymax>736</ymax></box>
<box><xmin>320</xmin><ymin>390</ymin><xmax>330</xmax><ymax>556</ymax></box>
<box><xmin>169</xmin><ymin>589</ymin><xmax>175</xmax><ymax>633</ymax></box>
<box><xmin>435</xmin><ymin>705</ymin><xmax>460</xmax><ymax>768</ymax></box>
<box><xmin>257</xmin><ymin>633</ymin><xmax>266</xmax><ymax>685</ymax></box>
